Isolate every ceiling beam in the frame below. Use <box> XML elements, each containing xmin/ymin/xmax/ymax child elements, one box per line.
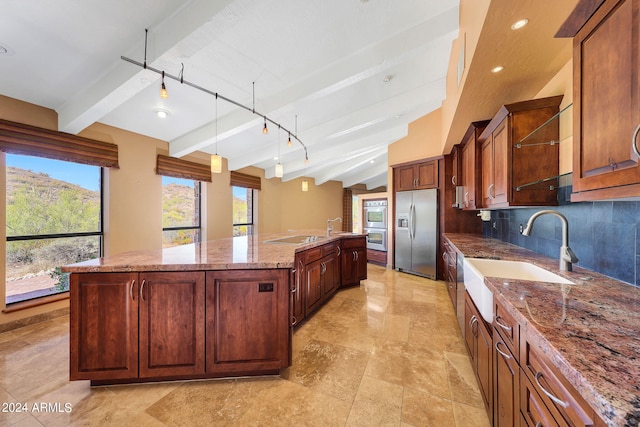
<box><xmin>341</xmin><ymin>161</ymin><xmax>389</xmax><ymax>188</ymax></box>
<box><xmin>57</xmin><ymin>0</ymin><xmax>238</xmax><ymax>134</ymax></box>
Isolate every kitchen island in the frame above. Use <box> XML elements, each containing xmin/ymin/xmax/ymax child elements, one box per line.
<box><xmin>62</xmin><ymin>231</ymin><xmax>367</xmax><ymax>385</ymax></box>
<box><xmin>444</xmin><ymin>234</ymin><xmax>639</xmax><ymax>427</ymax></box>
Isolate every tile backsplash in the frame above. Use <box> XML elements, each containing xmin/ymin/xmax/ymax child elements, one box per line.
<box><xmin>482</xmin><ymin>185</ymin><xmax>640</xmax><ymax>287</ymax></box>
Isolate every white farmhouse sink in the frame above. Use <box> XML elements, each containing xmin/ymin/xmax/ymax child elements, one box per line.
<box><xmin>463</xmin><ymin>258</ymin><xmax>573</xmax><ymax>323</ymax></box>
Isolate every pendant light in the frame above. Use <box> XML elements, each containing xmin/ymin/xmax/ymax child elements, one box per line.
<box><xmin>160</xmin><ymin>71</ymin><xmax>168</xmax><ymax>99</ymax></box>
<box><xmin>302</xmin><ymin>179</ymin><xmax>309</xmax><ymax>192</ymax></box>
<box><xmin>211</xmin><ymin>94</ymin><xmax>222</xmax><ymax>174</ymax></box>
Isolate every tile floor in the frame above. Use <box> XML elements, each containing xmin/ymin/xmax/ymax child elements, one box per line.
<box><xmin>0</xmin><ymin>265</ymin><xmax>490</xmax><ymax>426</ymax></box>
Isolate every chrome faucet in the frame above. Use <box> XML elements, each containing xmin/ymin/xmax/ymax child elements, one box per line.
<box><xmin>520</xmin><ymin>210</ymin><xmax>578</xmax><ymax>271</ymax></box>
<box><xmin>327</xmin><ymin>217</ymin><xmax>342</xmax><ymax>236</ymax></box>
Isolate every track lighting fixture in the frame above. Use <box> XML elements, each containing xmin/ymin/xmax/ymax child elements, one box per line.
<box><xmin>122</xmin><ymin>30</ymin><xmax>310</xmax><ymax>164</ymax></box>
<box><xmin>160</xmin><ymin>71</ymin><xmax>168</xmax><ymax>99</ymax></box>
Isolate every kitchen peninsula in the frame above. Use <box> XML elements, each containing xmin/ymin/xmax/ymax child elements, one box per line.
<box><xmin>62</xmin><ymin>231</ymin><xmax>367</xmax><ymax>385</ymax></box>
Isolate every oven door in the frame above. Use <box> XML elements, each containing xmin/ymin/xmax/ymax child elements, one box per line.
<box><xmin>364</xmin><ymin>207</ymin><xmax>387</xmax><ymax>229</ymax></box>
<box><xmin>365</xmin><ymin>228</ymin><xmax>387</xmax><ymax>251</ymax></box>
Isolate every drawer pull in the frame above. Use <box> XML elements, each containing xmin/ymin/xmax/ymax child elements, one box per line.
<box><xmin>535</xmin><ymin>423</ymin><xmax>542</xmax><ymax>427</ymax></box>
<box><xmin>291</xmin><ymin>316</ymin><xmax>297</xmax><ymax>327</ymax></box>
<box><xmin>442</xmin><ymin>252</ymin><xmax>448</xmax><ymax>262</ymax></box>
<box><xmin>337</xmin><ymin>246</ymin><xmax>341</xmax><ymax>256</ymax></box>
<box><xmin>535</xmin><ymin>371</ymin><xmax>569</xmax><ymax>409</ymax></box>
<box><xmin>494</xmin><ymin>316</ymin><xmax>513</xmax><ymax>333</ymax></box>
<box><xmin>495</xmin><ymin>341</ymin><xmax>512</xmax><ymax>360</ymax></box>
<box><xmin>488</xmin><ymin>183</ymin><xmax>495</xmax><ymax>200</ymax></box>
<box><xmin>632</xmin><ymin>124</ymin><xmax>640</xmax><ymax>158</ymax></box>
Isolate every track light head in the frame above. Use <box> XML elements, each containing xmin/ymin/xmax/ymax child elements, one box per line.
<box><xmin>287</xmin><ymin>133</ymin><xmax>292</xmax><ymax>147</ymax></box>
<box><xmin>262</xmin><ymin>118</ymin><xmax>268</xmax><ymax>134</ymax></box>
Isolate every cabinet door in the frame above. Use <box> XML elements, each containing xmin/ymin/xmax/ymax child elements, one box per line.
<box><xmin>341</xmin><ymin>249</ymin><xmax>357</xmax><ymax>286</ymax></box>
<box><xmin>356</xmin><ymin>247</ymin><xmax>368</xmax><ymax>281</ymax></box>
<box><xmin>322</xmin><ymin>254</ymin><xmax>338</xmax><ymax>298</ymax></box>
<box><xmin>451</xmin><ymin>146</ymin><xmax>460</xmax><ymax>188</ymax></box>
<box><xmin>293</xmin><ymin>254</ymin><xmax>305</xmax><ymax>324</ymax></box>
<box><xmin>139</xmin><ymin>271</ymin><xmax>205</xmax><ymax>378</ymax></box>
<box><xmin>206</xmin><ymin>270</ymin><xmax>290</xmax><ymax>374</ymax></box>
<box><xmin>494</xmin><ymin>332</ymin><xmax>519</xmax><ymax>427</ymax></box>
<box><xmin>573</xmin><ymin>0</ymin><xmax>640</xmax><ymax>197</ymax></box>
<box><xmin>395</xmin><ymin>165</ymin><xmax>416</xmax><ymax>191</ymax></box>
<box><xmin>481</xmin><ymin>138</ymin><xmax>494</xmax><ymax>208</ymax></box>
<box><xmin>464</xmin><ymin>295</ymin><xmax>477</xmax><ymax>362</ymax></box>
<box><xmin>305</xmin><ymin>259</ymin><xmax>323</xmax><ymax>313</ymax></box>
<box><xmin>492</xmin><ymin>119</ymin><xmax>509</xmax><ymax>206</ymax></box>
<box><xmin>70</xmin><ymin>272</ymin><xmax>139</xmax><ymax>381</ymax></box>
<box><xmin>476</xmin><ymin>315</ymin><xmax>493</xmax><ymax>417</ymax></box>
<box><xmin>461</xmin><ymin>135</ymin><xmax>478</xmax><ymax>209</ymax></box>
<box><xmin>416</xmin><ymin>160</ymin><xmax>438</xmax><ymax>189</ymax></box>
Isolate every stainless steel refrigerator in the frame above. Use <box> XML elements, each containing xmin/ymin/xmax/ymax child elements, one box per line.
<box><xmin>394</xmin><ymin>189</ymin><xmax>438</xmax><ymax>279</ymax></box>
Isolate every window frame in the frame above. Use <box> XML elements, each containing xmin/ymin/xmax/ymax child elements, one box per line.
<box><xmin>161</xmin><ymin>178</ymin><xmax>202</xmax><ymax>245</ymax></box>
<box><xmin>232</xmin><ymin>186</ymin><xmax>255</xmax><ymax>236</ymax></box>
<box><xmin>5</xmin><ymin>158</ymin><xmax>104</xmax><ymax>306</ymax></box>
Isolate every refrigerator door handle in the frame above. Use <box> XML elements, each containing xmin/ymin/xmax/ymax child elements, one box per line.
<box><xmin>407</xmin><ymin>203</ymin><xmax>413</xmax><ymax>240</ymax></box>
<box><xmin>411</xmin><ymin>203</ymin><xmax>417</xmax><ymax>240</ymax></box>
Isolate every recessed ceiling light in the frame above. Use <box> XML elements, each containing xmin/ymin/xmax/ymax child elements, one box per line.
<box><xmin>370</xmin><ymin>160</ymin><xmax>375</xmax><ymax>164</ymax></box>
<box><xmin>511</xmin><ymin>19</ymin><xmax>529</xmax><ymax>30</ymax></box>
<box><xmin>155</xmin><ymin>109</ymin><xmax>169</xmax><ymax>119</ymax></box>
<box><xmin>273</xmin><ymin>156</ymin><xmax>279</xmax><ymax>161</ymax></box>
<box><xmin>383</xmin><ymin>75</ymin><xmax>393</xmax><ymax>83</ymax></box>
<box><xmin>491</xmin><ymin>66</ymin><xmax>504</xmax><ymax>74</ymax></box>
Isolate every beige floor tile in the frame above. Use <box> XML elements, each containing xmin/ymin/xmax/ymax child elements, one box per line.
<box><xmin>445</xmin><ymin>352</ymin><xmax>485</xmax><ymax>408</ymax></box>
<box><xmin>452</xmin><ymin>401</ymin><xmax>492</xmax><ymax>427</ymax></box>
<box><xmin>401</xmin><ymin>386</ymin><xmax>455</xmax><ymax>427</ymax></box>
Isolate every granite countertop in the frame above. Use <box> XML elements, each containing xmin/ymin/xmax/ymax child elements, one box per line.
<box><xmin>444</xmin><ymin>233</ymin><xmax>640</xmax><ymax>427</ymax></box>
<box><xmin>61</xmin><ymin>231</ymin><xmax>364</xmax><ymax>273</ymax></box>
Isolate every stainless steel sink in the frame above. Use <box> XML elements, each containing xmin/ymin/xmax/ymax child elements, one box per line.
<box><xmin>264</xmin><ymin>235</ymin><xmax>326</xmax><ymax>245</ymax></box>
<box><xmin>463</xmin><ymin>258</ymin><xmax>573</xmax><ymax>323</ymax></box>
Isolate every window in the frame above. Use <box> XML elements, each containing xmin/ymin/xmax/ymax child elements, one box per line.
<box><xmin>5</xmin><ymin>154</ymin><xmax>103</xmax><ymax>304</ymax></box>
<box><xmin>232</xmin><ymin>186</ymin><xmax>254</xmax><ymax>236</ymax></box>
<box><xmin>162</xmin><ymin>176</ymin><xmax>201</xmax><ymax>247</ymax></box>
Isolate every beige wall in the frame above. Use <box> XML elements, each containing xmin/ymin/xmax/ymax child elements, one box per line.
<box><xmin>0</xmin><ymin>96</ymin><xmax>343</xmax><ymax>326</ymax></box>
<box><xmin>388</xmin><ymin>108</ymin><xmax>444</xmax><ymax>167</ymax></box>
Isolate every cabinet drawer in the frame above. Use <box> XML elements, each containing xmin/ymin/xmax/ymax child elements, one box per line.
<box><xmin>520</xmin><ymin>370</ymin><xmax>561</xmax><ymax>427</ymax></box>
<box><xmin>522</xmin><ymin>339</ymin><xmax>597</xmax><ymax>427</ymax></box>
<box><xmin>304</xmin><ymin>246</ymin><xmax>323</xmax><ymax>263</ymax></box>
<box><xmin>494</xmin><ymin>298</ymin><xmax>519</xmax><ymax>360</ymax></box>
<box><xmin>322</xmin><ymin>242</ymin><xmax>336</xmax><ymax>257</ymax></box>
<box><xmin>341</xmin><ymin>237</ymin><xmax>365</xmax><ymax>249</ymax></box>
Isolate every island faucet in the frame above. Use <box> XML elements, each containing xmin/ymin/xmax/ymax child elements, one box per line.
<box><xmin>327</xmin><ymin>217</ymin><xmax>342</xmax><ymax>236</ymax></box>
<box><xmin>520</xmin><ymin>210</ymin><xmax>578</xmax><ymax>271</ymax></box>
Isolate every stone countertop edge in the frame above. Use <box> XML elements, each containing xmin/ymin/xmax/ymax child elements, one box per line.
<box><xmin>443</xmin><ymin>233</ymin><xmax>640</xmax><ymax>427</ymax></box>
<box><xmin>61</xmin><ymin>231</ymin><xmax>365</xmax><ymax>273</ymax></box>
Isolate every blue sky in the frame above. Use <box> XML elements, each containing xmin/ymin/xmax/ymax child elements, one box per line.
<box><xmin>7</xmin><ymin>154</ymin><xmax>100</xmax><ymax>191</ymax></box>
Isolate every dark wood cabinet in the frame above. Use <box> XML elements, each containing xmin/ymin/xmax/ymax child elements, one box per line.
<box><xmin>443</xmin><ymin>240</ymin><xmax>457</xmax><ymax>309</ymax></box>
<box><xmin>394</xmin><ymin>159</ymin><xmax>439</xmax><ymax>191</ymax></box>
<box><xmin>461</xmin><ymin>121</ymin><xmax>490</xmax><ymax>210</ymax></box>
<box><xmin>341</xmin><ymin>237</ymin><xmax>367</xmax><ymax>287</ymax></box>
<box><xmin>493</xmin><ymin>329</ymin><xmax>519</xmax><ymax>427</ymax></box>
<box><xmin>292</xmin><ymin>253</ymin><xmax>305</xmax><ymax>325</ymax></box>
<box><xmin>479</xmin><ymin>96</ymin><xmax>563</xmax><ymax>209</ymax></box>
<box><xmin>205</xmin><ymin>269</ymin><xmax>290</xmax><ymax>375</ymax></box>
<box><xmin>464</xmin><ymin>292</ymin><xmax>493</xmax><ymax>421</ymax></box>
<box><xmin>70</xmin><ymin>272</ymin><xmax>139</xmax><ymax>381</ymax></box>
<box><xmin>138</xmin><ymin>271</ymin><xmax>205</xmax><ymax>378</ymax></box>
<box><xmin>560</xmin><ymin>0</ymin><xmax>640</xmax><ymax>201</ymax></box>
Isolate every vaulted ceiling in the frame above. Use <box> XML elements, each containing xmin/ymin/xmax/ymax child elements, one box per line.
<box><xmin>0</xmin><ymin>0</ymin><xmax>459</xmax><ymax>190</ymax></box>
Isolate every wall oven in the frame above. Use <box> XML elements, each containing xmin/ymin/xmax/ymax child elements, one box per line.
<box><xmin>364</xmin><ymin>228</ymin><xmax>387</xmax><ymax>251</ymax></box>
<box><xmin>363</xmin><ymin>199</ymin><xmax>387</xmax><ymax>229</ymax></box>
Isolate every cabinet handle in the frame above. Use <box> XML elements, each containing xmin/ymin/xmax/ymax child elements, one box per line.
<box><xmin>494</xmin><ymin>316</ymin><xmax>513</xmax><ymax>333</ymax></box>
<box><xmin>291</xmin><ymin>285</ymin><xmax>297</xmax><ymax>293</ymax></box>
<box><xmin>464</xmin><ymin>191</ymin><xmax>469</xmax><ymax>207</ymax></box>
<box><xmin>355</xmin><ymin>251</ymin><xmax>359</xmax><ymax>261</ymax></box>
<box><xmin>291</xmin><ymin>316</ymin><xmax>297</xmax><ymax>327</ymax></box>
<box><xmin>534</xmin><ymin>372</ymin><xmax>569</xmax><ymax>409</ymax></box>
<box><xmin>452</xmin><ymin>175</ymin><xmax>456</xmax><ymax>186</ymax></box>
<box><xmin>442</xmin><ymin>252</ymin><xmax>448</xmax><ymax>262</ymax></box>
<box><xmin>633</xmin><ymin>124</ymin><xmax>640</xmax><ymax>158</ymax></box>
<box><xmin>495</xmin><ymin>341</ymin><xmax>512</xmax><ymax>360</ymax></box>
<box><xmin>488</xmin><ymin>183</ymin><xmax>495</xmax><ymax>200</ymax></box>
<box><xmin>139</xmin><ymin>279</ymin><xmax>146</xmax><ymax>302</ymax></box>
<box><xmin>535</xmin><ymin>423</ymin><xmax>542</xmax><ymax>427</ymax></box>
<box><xmin>129</xmin><ymin>280</ymin><xmax>136</xmax><ymax>301</ymax></box>
<box><xmin>337</xmin><ymin>246</ymin><xmax>341</xmax><ymax>256</ymax></box>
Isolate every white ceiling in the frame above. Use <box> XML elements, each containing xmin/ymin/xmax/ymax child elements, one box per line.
<box><xmin>0</xmin><ymin>0</ymin><xmax>459</xmax><ymax>190</ymax></box>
